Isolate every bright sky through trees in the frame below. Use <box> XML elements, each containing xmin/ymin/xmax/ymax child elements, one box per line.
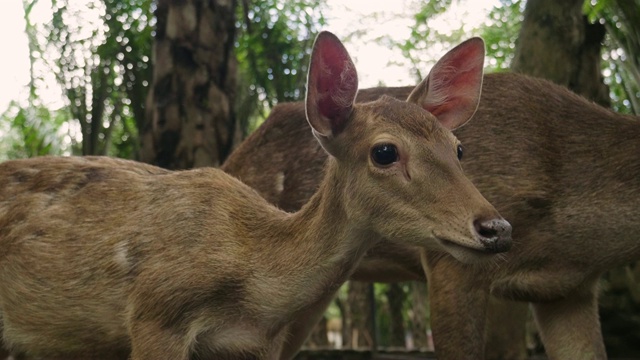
<box><xmin>0</xmin><ymin>0</ymin><xmax>499</xmax><ymax>114</ymax></box>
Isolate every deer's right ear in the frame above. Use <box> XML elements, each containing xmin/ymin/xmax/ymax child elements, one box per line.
<box><xmin>407</xmin><ymin>37</ymin><xmax>485</xmax><ymax>131</ymax></box>
<box><xmin>305</xmin><ymin>31</ymin><xmax>358</xmax><ymax>140</ymax></box>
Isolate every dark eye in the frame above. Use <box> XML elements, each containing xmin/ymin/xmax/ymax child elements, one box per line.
<box><xmin>457</xmin><ymin>144</ymin><xmax>463</xmax><ymax>160</ymax></box>
<box><xmin>371</xmin><ymin>144</ymin><xmax>398</xmax><ymax>166</ymax></box>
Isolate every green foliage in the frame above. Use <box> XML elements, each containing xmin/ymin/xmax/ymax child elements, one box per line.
<box><xmin>584</xmin><ymin>0</ymin><xmax>640</xmax><ymax>114</ymax></box>
<box><xmin>397</xmin><ymin>0</ymin><xmax>637</xmax><ymax>115</ymax></box>
<box><xmin>235</xmin><ymin>0</ymin><xmax>326</xmax><ymax>133</ymax></box>
<box><xmin>8</xmin><ymin>0</ymin><xmax>635</xmax><ymax>161</ymax></box>
<box><xmin>46</xmin><ymin>0</ymin><xmax>153</xmax><ymax>156</ymax></box>
<box><xmin>393</xmin><ymin>0</ymin><xmax>460</xmax><ymax>82</ymax></box>
<box><xmin>0</xmin><ymin>0</ymin><xmax>73</xmax><ymax>160</ymax></box>
<box><xmin>482</xmin><ymin>0</ymin><xmax>639</xmax><ymax>114</ymax></box>
<box><xmin>7</xmin><ymin>0</ymin><xmax>324</xmax><ymax>156</ymax></box>
<box><xmin>480</xmin><ymin>0</ymin><xmax>524</xmax><ymax>71</ymax></box>
<box><xmin>3</xmin><ymin>0</ymin><xmax>153</xmax><ymax>159</ymax></box>
<box><xmin>0</xmin><ymin>101</ymin><xmax>70</xmax><ymax>160</ymax></box>
<box><xmin>387</xmin><ymin>0</ymin><xmax>523</xmax><ymax>81</ymax></box>
<box><xmin>583</xmin><ymin>0</ymin><xmax>611</xmax><ymax>23</ymax></box>
<box><xmin>392</xmin><ymin>0</ymin><xmax>524</xmax><ymax>76</ymax></box>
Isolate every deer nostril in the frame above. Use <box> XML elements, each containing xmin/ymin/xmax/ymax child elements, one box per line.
<box><xmin>475</xmin><ymin>220</ymin><xmax>499</xmax><ymax>239</ymax></box>
<box><xmin>474</xmin><ymin>218</ymin><xmax>513</xmax><ymax>252</ymax></box>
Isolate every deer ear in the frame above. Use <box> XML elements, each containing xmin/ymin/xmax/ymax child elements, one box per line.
<box><xmin>305</xmin><ymin>31</ymin><xmax>358</xmax><ymax>139</ymax></box>
<box><xmin>407</xmin><ymin>37</ymin><xmax>485</xmax><ymax>131</ymax></box>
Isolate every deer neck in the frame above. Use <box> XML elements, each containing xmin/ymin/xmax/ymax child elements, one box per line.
<box><xmin>246</xmin><ymin>160</ymin><xmax>377</xmax><ymax>321</ymax></box>
<box><xmin>287</xmin><ymin>164</ymin><xmax>374</xmax><ymax>275</ymax></box>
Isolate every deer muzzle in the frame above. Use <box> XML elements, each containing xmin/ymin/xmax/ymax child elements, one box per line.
<box><xmin>473</xmin><ymin>218</ymin><xmax>512</xmax><ymax>253</ymax></box>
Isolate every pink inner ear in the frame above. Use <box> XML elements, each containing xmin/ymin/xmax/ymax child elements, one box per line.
<box><xmin>429</xmin><ymin>100</ymin><xmax>456</xmax><ymax>118</ymax></box>
<box><xmin>427</xmin><ymin>68</ymin><xmax>479</xmax><ymax>119</ymax></box>
<box><xmin>447</xmin><ymin>40</ymin><xmax>484</xmax><ymax>71</ymax></box>
<box><xmin>311</xmin><ymin>37</ymin><xmax>357</xmax><ymax>133</ymax></box>
<box><xmin>412</xmin><ymin>37</ymin><xmax>485</xmax><ymax>130</ymax></box>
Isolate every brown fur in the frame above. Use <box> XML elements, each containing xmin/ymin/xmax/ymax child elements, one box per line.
<box><xmin>0</xmin><ymin>35</ymin><xmax>508</xmax><ymax>359</ymax></box>
<box><xmin>222</xmin><ymin>72</ymin><xmax>640</xmax><ymax>359</ymax></box>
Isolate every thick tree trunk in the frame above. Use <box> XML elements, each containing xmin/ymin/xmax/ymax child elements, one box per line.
<box><xmin>141</xmin><ymin>0</ymin><xmax>240</xmax><ymax>169</ymax></box>
<box><xmin>512</xmin><ymin>0</ymin><xmax>609</xmax><ymax>106</ymax></box>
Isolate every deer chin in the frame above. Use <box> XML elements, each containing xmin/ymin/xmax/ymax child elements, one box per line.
<box><xmin>436</xmin><ymin>237</ymin><xmax>498</xmax><ymax>264</ymax></box>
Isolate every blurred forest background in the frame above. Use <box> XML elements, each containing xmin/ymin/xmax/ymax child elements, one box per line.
<box><xmin>1</xmin><ymin>0</ymin><xmax>639</xmax><ymax>357</ymax></box>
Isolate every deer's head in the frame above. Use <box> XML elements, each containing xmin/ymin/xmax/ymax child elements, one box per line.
<box><xmin>305</xmin><ymin>31</ymin><xmax>511</xmax><ymax>263</ymax></box>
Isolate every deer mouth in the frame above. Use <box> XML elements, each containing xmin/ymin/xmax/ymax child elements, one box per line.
<box><xmin>437</xmin><ymin>238</ymin><xmax>498</xmax><ymax>263</ymax></box>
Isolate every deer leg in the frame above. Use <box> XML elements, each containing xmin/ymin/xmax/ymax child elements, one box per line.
<box><xmin>484</xmin><ymin>296</ymin><xmax>529</xmax><ymax>360</ymax></box>
<box><xmin>531</xmin><ymin>280</ymin><xmax>605</xmax><ymax>360</ymax></box>
<box><xmin>278</xmin><ymin>291</ymin><xmax>336</xmax><ymax>360</ymax></box>
<box><xmin>0</xmin><ymin>348</ymin><xmax>11</xmax><ymax>360</ymax></box>
<box><xmin>423</xmin><ymin>249</ymin><xmax>490</xmax><ymax>359</ymax></box>
<box><xmin>0</xmin><ymin>328</ymin><xmax>10</xmax><ymax>360</ymax></box>
<box><xmin>278</xmin><ymin>317</ymin><xmax>325</xmax><ymax>360</ymax></box>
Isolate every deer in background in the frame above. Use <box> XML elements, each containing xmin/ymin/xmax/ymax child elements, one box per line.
<box><xmin>0</xmin><ymin>32</ymin><xmax>511</xmax><ymax>359</ymax></box>
<box><xmin>223</xmin><ymin>69</ymin><xmax>640</xmax><ymax>358</ymax></box>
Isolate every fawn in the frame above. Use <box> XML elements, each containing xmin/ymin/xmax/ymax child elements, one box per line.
<box><xmin>0</xmin><ymin>32</ymin><xmax>510</xmax><ymax>359</ymax></box>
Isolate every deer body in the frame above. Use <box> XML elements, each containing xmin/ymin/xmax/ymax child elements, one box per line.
<box><xmin>431</xmin><ymin>73</ymin><xmax>640</xmax><ymax>360</ymax></box>
<box><xmin>0</xmin><ymin>33</ymin><xmax>510</xmax><ymax>359</ymax></box>
<box><xmin>0</xmin><ymin>156</ymin><xmax>373</xmax><ymax>358</ymax></box>
<box><xmin>223</xmin><ymin>72</ymin><xmax>640</xmax><ymax>359</ymax></box>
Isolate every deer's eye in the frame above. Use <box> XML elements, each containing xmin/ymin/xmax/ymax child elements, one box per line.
<box><xmin>371</xmin><ymin>144</ymin><xmax>398</xmax><ymax>166</ymax></box>
<box><xmin>457</xmin><ymin>144</ymin><xmax>464</xmax><ymax>160</ymax></box>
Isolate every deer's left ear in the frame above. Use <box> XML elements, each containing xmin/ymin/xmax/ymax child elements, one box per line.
<box><xmin>305</xmin><ymin>31</ymin><xmax>359</xmax><ymax>139</ymax></box>
<box><xmin>407</xmin><ymin>37</ymin><xmax>485</xmax><ymax>131</ymax></box>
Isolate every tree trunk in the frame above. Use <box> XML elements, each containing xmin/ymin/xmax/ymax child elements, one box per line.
<box><xmin>512</xmin><ymin>0</ymin><xmax>609</xmax><ymax>106</ymax></box>
<box><xmin>343</xmin><ymin>281</ymin><xmax>374</xmax><ymax>349</ymax></box>
<box><xmin>599</xmin><ymin>263</ymin><xmax>640</xmax><ymax>357</ymax></box>
<box><xmin>386</xmin><ymin>283</ymin><xmax>406</xmax><ymax>347</ymax></box>
<box><xmin>409</xmin><ymin>281</ymin><xmax>429</xmax><ymax>349</ymax></box>
<box><xmin>335</xmin><ymin>296</ymin><xmax>350</xmax><ymax>348</ymax></box>
<box><xmin>141</xmin><ymin>0</ymin><xmax>240</xmax><ymax>169</ymax></box>
<box><xmin>306</xmin><ymin>315</ymin><xmax>330</xmax><ymax>348</ymax></box>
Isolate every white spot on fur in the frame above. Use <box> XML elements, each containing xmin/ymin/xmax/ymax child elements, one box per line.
<box><xmin>275</xmin><ymin>172</ymin><xmax>285</xmax><ymax>194</ymax></box>
<box><xmin>113</xmin><ymin>241</ymin><xmax>129</xmax><ymax>269</ymax></box>
<box><xmin>212</xmin><ymin>325</ymin><xmax>263</xmax><ymax>352</ymax></box>
<box><xmin>189</xmin><ymin>321</ymin><xmax>265</xmax><ymax>356</ymax></box>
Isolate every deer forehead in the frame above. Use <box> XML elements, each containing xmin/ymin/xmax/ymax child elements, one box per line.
<box><xmin>350</xmin><ymin>97</ymin><xmax>456</xmax><ymax>147</ymax></box>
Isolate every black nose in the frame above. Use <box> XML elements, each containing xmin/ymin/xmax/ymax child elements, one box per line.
<box><xmin>474</xmin><ymin>218</ymin><xmax>512</xmax><ymax>253</ymax></box>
